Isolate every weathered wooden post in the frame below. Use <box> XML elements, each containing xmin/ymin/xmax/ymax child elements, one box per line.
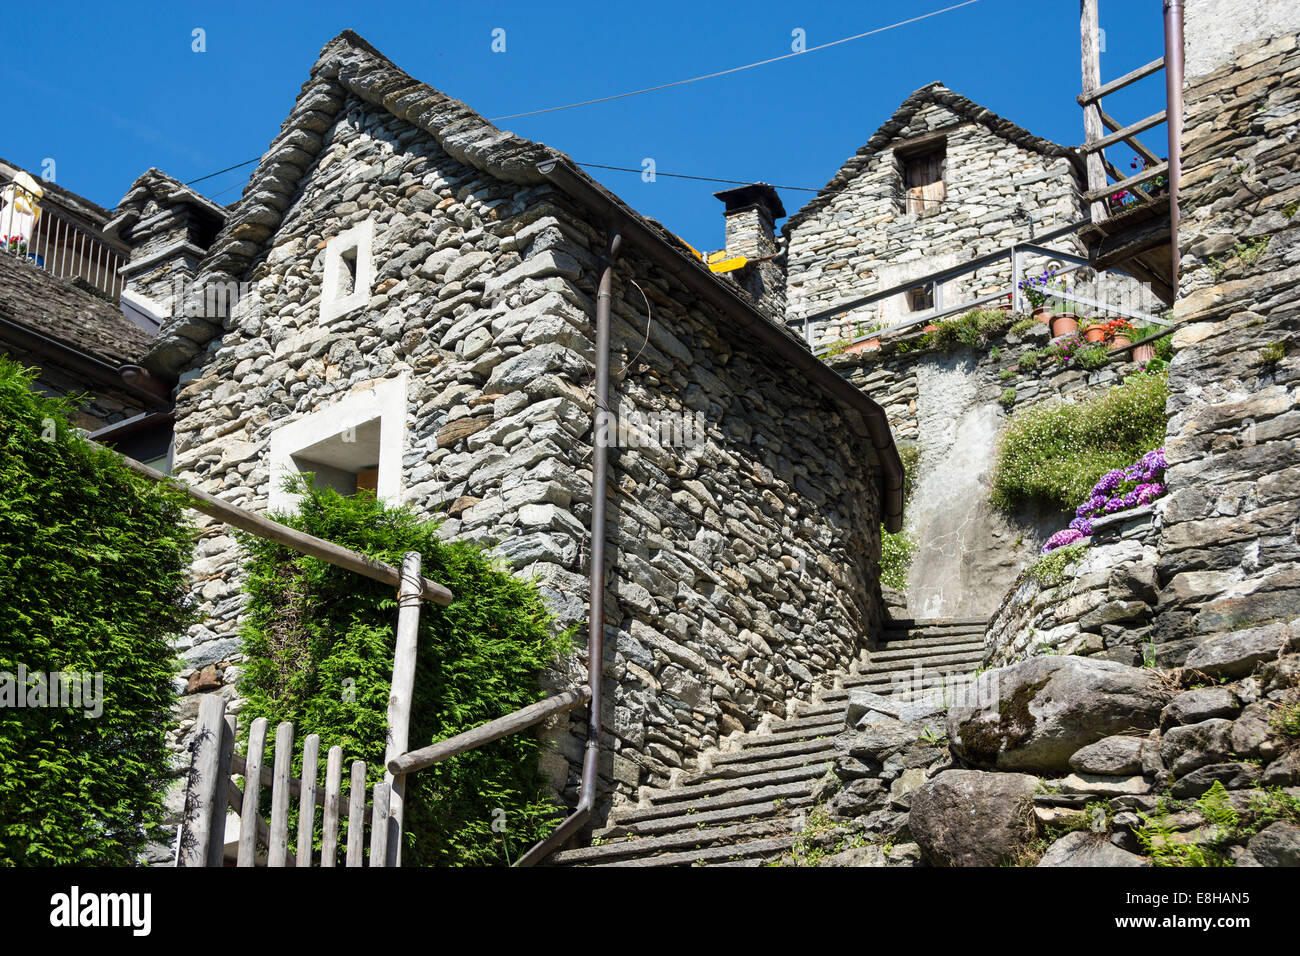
<box><xmin>1080</xmin><ymin>0</ymin><xmax>1109</xmax><ymax>224</ymax></box>
<box><xmin>384</xmin><ymin>551</ymin><xmax>423</xmax><ymax>867</ymax></box>
<box><xmin>177</xmin><ymin>694</ymin><xmax>226</xmax><ymax>867</ymax></box>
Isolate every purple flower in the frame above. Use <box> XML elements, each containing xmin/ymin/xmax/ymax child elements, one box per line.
<box><xmin>1069</xmin><ymin>516</ymin><xmax>1094</xmax><ymax>535</ymax></box>
<box><xmin>1042</xmin><ymin>529</ymin><xmax>1085</xmax><ymax>554</ymax></box>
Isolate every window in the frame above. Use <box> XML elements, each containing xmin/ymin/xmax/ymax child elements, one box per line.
<box><xmin>907</xmin><ymin>285</ymin><xmax>934</xmax><ymax>312</ymax></box>
<box><xmin>268</xmin><ymin>375</ymin><xmax>406</xmax><ymax>512</ymax></box>
<box><xmin>321</xmin><ymin>219</ymin><xmax>374</xmax><ymax>323</ymax></box>
<box><xmin>902</xmin><ymin>145</ymin><xmax>947</xmax><ymax>215</ymax></box>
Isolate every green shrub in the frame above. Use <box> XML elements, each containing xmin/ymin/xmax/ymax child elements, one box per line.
<box><xmin>881</xmin><ymin>529</ymin><xmax>916</xmax><ymax>591</ymax></box>
<box><xmin>0</xmin><ymin>358</ymin><xmax>193</xmax><ymax>865</ymax></box>
<box><xmin>1009</xmin><ymin>316</ymin><xmax>1038</xmax><ymax>335</ymax></box>
<box><xmin>1260</xmin><ymin>341</ymin><xmax>1286</xmax><ymax>368</ymax></box>
<box><xmin>1027</xmin><ymin>543</ymin><xmax>1089</xmax><ymax>587</ymax></box>
<box><xmin>236</xmin><ymin>475</ymin><xmax>572</xmax><ymax>866</ymax></box>
<box><xmin>999</xmin><ymin>387</ymin><xmax>1017</xmax><ymax>409</ymax></box>
<box><xmin>929</xmin><ymin>308</ymin><xmax>1011</xmax><ymax>351</ymax></box>
<box><xmin>992</xmin><ymin>371</ymin><xmax>1169</xmax><ymax>512</ymax></box>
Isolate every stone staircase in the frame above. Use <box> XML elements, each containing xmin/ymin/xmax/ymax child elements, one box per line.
<box><xmin>548</xmin><ymin>616</ymin><xmax>987</xmax><ymax>867</ymax></box>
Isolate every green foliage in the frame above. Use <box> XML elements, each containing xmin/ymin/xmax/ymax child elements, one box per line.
<box><xmin>1260</xmin><ymin>341</ymin><xmax>1286</xmax><ymax>368</ymax></box>
<box><xmin>881</xmin><ymin>529</ymin><xmax>916</xmax><ymax>591</ymax></box>
<box><xmin>991</xmin><ymin>371</ymin><xmax>1170</xmax><ymax>511</ymax></box>
<box><xmin>929</xmin><ymin>308</ymin><xmax>1013</xmax><ymax>351</ymax></box>
<box><xmin>1009</xmin><ymin>316</ymin><xmax>1038</xmax><ymax>335</ymax></box>
<box><xmin>1026</xmin><ymin>543</ymin><xmax>1089</xmax><ymax>587</ymax></box>
<box><xmin>1134</xmin><ymin>783</ymin><xmax>1237</xmax><ymax>867</ymax></box>
<box><xmin>236</xmin><ymin>475</ymin><xmax>573</xmax><ymax>866</ymax></box>
<box><xmin>999</xmin><ymin>387</ymin><xmax>1016</xmax><ymax>409</ymax></box>
<box><xmin>0</xmin><ymin>358</ymin><xmax>193</xmax><ymax>865</ymax></box>
<box><xmin>1017</xmin><ymin>348</ymin><xmax>1040</xmax><ymax>371</ymax></box>
<box><xmin>1283</xmin><ymin>201</ymin><xmax>1299</xmax><ymax>219</ymax></box>
<box><xmin>999</xmin><ymin>368</ymin><xmax>1017</xmax><ymax>382</ymax></box>
<box><xmin>1209</xmin><ymin>236</ymin><xmax>1270</xmax><ymax>275</ymax></box>
<box><xmin>822</xmin><ymin>338</ymin><xmax>853</xmax><ymax>356</ymax></box>
<box><xmin>1270</xmin><ymin>691</ymin><xmax>1300</xmax><ymax>738</ymax></box>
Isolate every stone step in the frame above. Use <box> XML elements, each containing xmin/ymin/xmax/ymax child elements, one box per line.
<box><xmin>842</xmin><ymin>651</ymin><xmax>985</xmax><ymax>683</ymax></box>
<box><xmin>757</xmin><ymin>713</ymin><xmax>846</xmax><ymax>739</ymax></box>
<box><xmin>650</xmin><ymin>762</ymin><xmax>828</xmax><ymax>806</ymax></box>
<box><xmin>583</xmin><ymin>835</ymin><xmax>797</xmax><ymax>867</ymax></box>
<box><xmin>866</xmin><ymin>640</ymin><xmax>985</xmax><ymax>664</ymax></box>
<box><xmin>680</xmin><ymin>746</ymin><xmax>836</xmax><ymax>786</ymax></box>
<box><xmin>743</xmin><ymin>712</ymin><xmax>842</xmax><ymax>743</ymax></box>
<box><xmin>878</xmin><ymin>630</ymin><xmax>988</xmax><ymax>650</ymax></box>
<box><xmin>551</xmin><ymin>818</ymin><xmax>792</xmax><ymax>866</ymax></box>
<box><xmin>614</xmin><ymin>778</ymin><xmax>818</xmax><ymax>826</ymax></box>
<box><xmin>596</xmin><ymin>793</ymin><xmax>815</xmax><ymax>841</ymax></box>
<box><xmin>714</xmin><ymin>733</ymin><xmax>837</xmax><ymax>765</ymax></box>
<box><xmin>885</xmin><ymin>616</ymin><xmax>988</xmax><ymax>630</ymax></box>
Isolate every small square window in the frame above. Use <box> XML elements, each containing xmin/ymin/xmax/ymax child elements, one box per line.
<box><xmin>268</xmin><ymin>376</ymin><xmax>407</xmax><ymax>513</ymax></box>
<box><xmin>907</xmin><ymin>285</ymin><xmax>934</xmax><ymax>312</ymax></box>
<box><xmin>321</xmin><ymin>219</ymin><xmax>374</xmax><ymax>323</ymax></box>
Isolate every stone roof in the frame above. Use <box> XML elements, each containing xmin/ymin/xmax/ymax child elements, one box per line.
<box><xmin>783</xmin><ymin>82</ymin><xmax>1081</xmax><ymax>234</ymax></box>
<box><xmin>141</xmin><ymin>30</ymin><xmax>620</xmax><ymax>375</ymax></box>
<box><xmin>102</xmin><ymin>167</ymin><xmax>228</xmax><ymax>242</ymax></box>
<box><xmin>0</xmin><ymin>252</ymin><xmax>152</xmax><ymax>368</ymax></box>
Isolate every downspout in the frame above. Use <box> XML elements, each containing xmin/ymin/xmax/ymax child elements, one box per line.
<box><xmin>1164</xmin><ymin>0</ymin><xmax>1185</xmax><ymax>297</ymax></box>
<box><xmin>516</xmin><ymin>224</ymin><xmax>623</xmax><ymax>867</ymax></box>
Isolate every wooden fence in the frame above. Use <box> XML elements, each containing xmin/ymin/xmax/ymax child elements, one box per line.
<box><xmin>178</xmin><ymin>695</ymin><xmax>398</xmax><ymax>867</ymax></box>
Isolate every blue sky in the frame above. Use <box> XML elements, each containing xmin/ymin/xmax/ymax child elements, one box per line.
<box><xmin>3</xmin><ymin>0</ymin><xmax>1168</xmax><ymax>251</ymax></box>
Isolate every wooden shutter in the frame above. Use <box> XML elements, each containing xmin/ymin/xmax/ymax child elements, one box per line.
<box><xmin>905</xmin><ymin>149</ymin><xmax>946</xmax><ymax>214</ymax></box>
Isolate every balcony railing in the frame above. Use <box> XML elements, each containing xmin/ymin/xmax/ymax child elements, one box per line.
<box><xmin>0</xmin><ymin>172</ymin><xmax>126</xmax><ymax>300</ymax></box>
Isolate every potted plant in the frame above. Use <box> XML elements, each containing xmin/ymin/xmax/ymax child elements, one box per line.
<box><xmin>1082</xmin><ymin>321</ymin><xmax>1107</xmax><ymax>343</ymax></box>
<box><xmin>1019</xmin><ymin>269</ymin><xmax>1066</xmax><ymax>324</ymax></box>
<box><xmin>1103</xmin><ymin>318</ymin><xmax>1134</xmax><ymax>350</ymax></box>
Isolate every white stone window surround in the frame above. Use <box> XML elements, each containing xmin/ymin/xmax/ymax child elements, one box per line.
<box><xmin>268</xmin><ymin>375</ymin><xmax>407</xmax><ymax>513</ymax></box>
<box><xmin>320</xmin><ymin>218</ymin><xmax>375</xmax><ymax>323</ymax></box>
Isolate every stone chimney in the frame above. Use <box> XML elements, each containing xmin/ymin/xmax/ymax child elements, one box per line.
<box><xmin>714</xmin><ymin>182</ymin><xmax>784</xmax><ymax>259</ymax></box>
<box><xmin>713</xmin><ymin>183</ymin><xmax>786</xmax><ymax>319</ymax></box>
<box><xmin>103</xmin><ymin>169</ymin><xmax>226</xmax><ymax>328</ymax></box>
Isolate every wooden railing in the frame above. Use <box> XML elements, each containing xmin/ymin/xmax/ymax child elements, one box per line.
<box><xmin>123</xmin><ymin>448</ymin><xmax>593</xmax><ymax>868</ymax></box>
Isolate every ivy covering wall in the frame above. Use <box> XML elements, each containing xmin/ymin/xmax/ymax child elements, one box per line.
<box><xmin>0</xmin><ymin>358</ymin><xmax>193</xmax><ymax>865</ymax></box>
<box><xmin>236</xmin><ymin>476</ymin><xmax>572</xmax><ymax>866</ymax></box>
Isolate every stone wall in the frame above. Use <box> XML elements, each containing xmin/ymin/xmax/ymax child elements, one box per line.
<box><xmin>1153</xmin><ymin>29</ymin><xmax>1300</xmax><ymax>663</ymax></box>
<box><xmin>984</xmin><ymin>504</ymin><xmax>1161</xmax><ymax>669</ymax></box>
<box><xmin>824</xmin><ymin>316</ymin><xmax>1159</xmax><ymax>619</ymax></box>
<box><xmin>163</xmin><ymin>87</ymin><xmax>887</xmax><ymax>838</ymax></box>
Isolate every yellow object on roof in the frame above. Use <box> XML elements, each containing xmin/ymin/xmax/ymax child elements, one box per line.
<box><xmin>707</xmin><ymin>255</ymin><xmax>748</xmax><ymax>274</ymax></box>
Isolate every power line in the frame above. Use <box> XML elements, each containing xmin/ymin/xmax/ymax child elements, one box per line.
<box><xmin>572</xmin><ymin>161</ymin><xmax>1036</xmax><ymax>217</ymax></box>
<box><xmin>185</xmin><ymin>157</ymin><xmax>259</xmax><ymax>186</ymax></box>
<box><xmin>178</xmin><ymin>3</ymin><xmax>983</xmax><ymax>197</ymax></box>
<box><xmin>488</xmin><ymin>1</ymin><xmax>981</xmax><ymax>121</ymax></box>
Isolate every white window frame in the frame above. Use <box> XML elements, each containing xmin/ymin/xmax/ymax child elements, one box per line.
<box><xmin>268</xmin><ymin>375</ymin><xmax>407</xmax><ymax>513</ymax></box>
<box><xmin>320</xmin><ymin>218</ymin><xmax>374</xmax><ymax>324</ymax></box>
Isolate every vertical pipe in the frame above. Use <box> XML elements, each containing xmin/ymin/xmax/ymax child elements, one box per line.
<box><xmin>383</xmin><ymin>550</ymin><xmax>422</xmax><ymax>867</ymax></box>
<box><xmin>514</xmin><ymin>224</ymin><xmax>622</xmax><ymax>867</ymax></box>
<box><xmin>1164</xmin><ymin>0</ymin><xmax>1185</xmax><ymax>298</ymax></box>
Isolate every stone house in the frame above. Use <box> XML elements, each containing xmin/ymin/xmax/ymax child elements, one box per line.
<box><xmin>780</xmin><ymin>82</ymin><xmax>1162</xmax><ymax>348</ymax></box>
<box><xmin>139</xmin><ymin>31</ymin><xmax>905</xmax><ymax>813</ymax></box>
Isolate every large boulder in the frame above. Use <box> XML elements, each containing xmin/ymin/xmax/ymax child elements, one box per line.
<box><xmin>908</xmin><ymin>769</ymin><xmax>1039</xmax><ymax>867</ymax></box>
<box><xmin>947</xmin><ymin>657</ymin><xmax>1169</xmax><ymax>773</ymax></box>
<box><xmin>1160</xmin><ymin>718</ymin><xmax>1235</xmax><ymax>776</ymax></box>
<box><xmin>1243</xmin><ymin>823</ymin><xmax>1300</xmax><ymax>867</ymax></box>
<box><xmin>1038</xmin><ymin>831</ymin><xmax>1149</xmax><ymax>867</ymax></box>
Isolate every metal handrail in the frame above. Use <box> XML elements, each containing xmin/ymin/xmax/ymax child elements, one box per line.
<box><xmin>0</xmin><ymin>172</ymin><xmax>127</xmax><ymax>300</ymax></box>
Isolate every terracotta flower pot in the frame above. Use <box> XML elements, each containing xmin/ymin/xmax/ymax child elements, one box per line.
<box><xmin>845</xmin><ymin>338</ymin><xmax>880</xmax><ymax>354</ymax></box>
<box><xmin>1132</xmin><ymin>343</ymin><xmax>1155</xmax><ymax>362</ymax></box>
<box><xmin>1032</xmin><ymin>306</ymin><xmax>1053</xmax><ymax>325</ymax></box>
<box><xmin>1108</xmin><ymin>333</ymin><xmax>1133</xmax><ymax>351</ymax></box>
<box><xmin>923</xmin><ymin>323</ymin><xmax>939</xmax><ymax>333</ymax></box>
<box><xmin>1050</xmin><ymin>312</ymin><xmax>1081</xmax><ymax>337</ymax></box>
<box><xmin>1083</xmin><ymin>323</ymin><xmax>1107</xmax><ymax>344</ymax></box>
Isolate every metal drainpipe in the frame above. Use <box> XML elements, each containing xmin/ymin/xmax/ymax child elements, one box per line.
<box><xmin>1164</xmin><ymin>0</ymin><xmax>1185</xmax><ymax>298</ymax></box>
<box><xmin>516</xmin><ymin>224</ymin><xmax>623</xmax><ymax>867</ymax></box>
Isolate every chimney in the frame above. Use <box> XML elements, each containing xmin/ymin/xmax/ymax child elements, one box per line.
<box><xmin>712</xmin><ymin>183</ymin><xmax>787</xmax><ymax>319</ymax></box>
<box><xmin>714</xmin><ymin>183</ymin><xmax>785</xmax><ymax>260</ymax></box>
<box><xmin>104</xmin><ymin>169</ymin><xmax>226</xmax><ymax>329</ymax></box>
